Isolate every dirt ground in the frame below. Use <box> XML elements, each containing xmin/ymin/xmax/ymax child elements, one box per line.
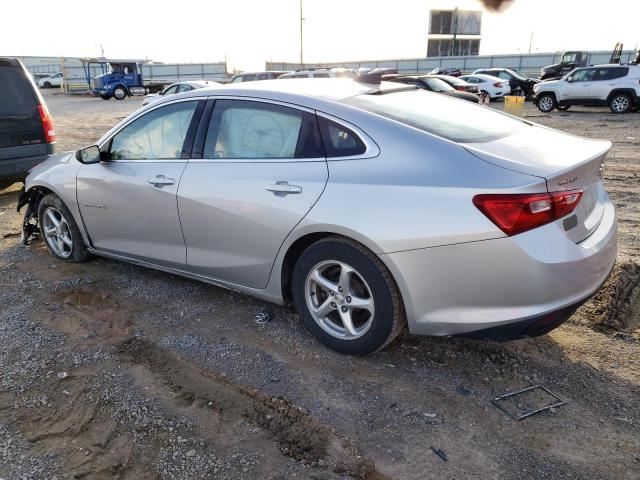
<box><xmin>0</xmin><ymin>90</ymin><xmax>638</xmax><ymax>480</ymax></box>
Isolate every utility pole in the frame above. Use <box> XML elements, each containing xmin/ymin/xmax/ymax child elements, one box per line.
<box><xmin>450</xmin><ymin>7</ymin><xmax>458</xmax><ymax>57</ymax></box>
<box><xmin>299</xmin><ymin>0</ymin><xmax>304</xmax><ymax>65</ymax></box>
<box><xmin>528</xmin><ymin>32</ymin><xmax>534</xmax><ymax>54</ymax></box>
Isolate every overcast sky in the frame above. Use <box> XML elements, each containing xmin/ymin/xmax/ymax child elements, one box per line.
<box><xmin>3</xmin><ymin>0</ymin><xmax>639</xmax><ymax>70</ymax></box>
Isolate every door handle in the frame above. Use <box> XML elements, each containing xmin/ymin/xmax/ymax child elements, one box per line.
<box><xmin>147</xmin><ymin>174</ymin><xmax>175</xmax><ymax>187</ymax></box>
<box><xmin>266</xmin><ymin>182</ymin><xmax>302</xmax><ymax>195</ymax></box>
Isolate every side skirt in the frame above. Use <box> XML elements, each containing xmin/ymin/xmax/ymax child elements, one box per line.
<box><xmin>86</xmin><ymin>248</ymin><xmax>285</xmax><ymax>306</ymax></box>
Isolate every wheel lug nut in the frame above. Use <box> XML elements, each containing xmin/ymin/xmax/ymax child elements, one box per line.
<box><xmin>338</xmin><ymin>287</ymin><xmax>343</xmax><ymax>293</ymax></box>
<box><xmin>331</xmin><ymin>302</ymin><xmax>337</xmax><ymax>308</ymax></box>
<box><xmin>329</xmin><ymin>291</ymin><xmax>335</xmax><ymax>296</ymax></box>
<box><xmin>346</xmin><ymin>296</ymin><xmax>352</xmax><ymax>303</ymax></box>
<box><xmin>341</xmin><ymin>306</ymin><xmax>348</xmax><ymax>312</ymax></box>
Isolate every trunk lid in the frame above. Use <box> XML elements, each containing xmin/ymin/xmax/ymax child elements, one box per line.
<box><xmin>464</xmin><ymin>125</ymin><xmax>609</xmax><ymax>243</ymax></box>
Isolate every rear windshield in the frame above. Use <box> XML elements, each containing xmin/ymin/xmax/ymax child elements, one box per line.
<box><xmin>0</xmin><ymin>65</ymin><xmax>39</xmax><ymax>133</ymax></box>
<box><xmin>345</xmin><ymin>90</ymin><xmax>528</xmax><ymax>143</ymax></box>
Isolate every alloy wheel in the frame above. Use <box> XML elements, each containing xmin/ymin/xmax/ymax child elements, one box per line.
<box><xmin>42</xmin><ymin>207</ymin><xmax>73</xmax><ymax>258</ymax></box>
<box><xmin>538</xmin><ymin>96</ymin><xmax>554</xmax><ymax>112</ymax></box>
<box><xmin>611</xmin><ymin>96</ymin><xmax>629</xmax><ymax>113</ymax></box>
<box><xmin>305</xmin><ymin>260</ymin><xmax>375</xmax><ymax>340</ymax></box>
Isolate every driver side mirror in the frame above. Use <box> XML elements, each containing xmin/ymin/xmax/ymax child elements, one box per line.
<box><xmin>566</xmin><ymin>76</ymin><xmax>573</xmax><ymax>83</ymax></box>
<box><xmin>75</xmin><ymin>145</ymin><xmax>103</xmax><ymax>164</ymax></box>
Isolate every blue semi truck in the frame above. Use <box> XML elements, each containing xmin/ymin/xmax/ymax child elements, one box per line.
<box><xmin>83</xmin><ymin>59</ymin><xmax>165</xmax><ymax>100</ymax></box>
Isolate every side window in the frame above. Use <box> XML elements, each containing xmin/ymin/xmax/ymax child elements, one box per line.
<box><xmin>177</xmin><ymin>84</ymin><xmax>193</xmax><ymax>93</ymax></box>
<box><xmin>203</xmin><ymin>100</ymin><xmax>323</xmax><ymax>159</ymax></box>
<box><xmin>163</xmin><ymin>85</ymin><xmax>179</xmax><ymax>95</ymax></box>
<box><xmin>498</xmin><ymin>72</ymin><xmax>510</xmax><ymax>80</ymax></box>
<box><xmin>109</xmin><ymin>101</ymin><xmax>198</xmax><ymax>160</ymax></box>
<box><xmin>312</xmin><ymin>72</ymin><xmax>330</xmax><ymax>78</ymax></box>
<box><xmin>571</xmin><ymin>69</ymin><xmax>595</xmax><ymax>82</ymax></box>
<box><xmin>318</xmin><ymin>117</ymin><xmax>366</xmax><ymax>158</ymax></box>
<box><xmin>595</xmin><ymin>67</ymin><xmax>628</xmax><ymax>81</ymax></box>
<box><xmin>230</xmin><ymin>76</ymin><xmax>243</xmax><ymax>83</ymax></box>
<box><xmin>243</xmin><ymin>74</ymin><xmax>256</xmax><ymax>82</ymax></box>
<box><xmin>257</xmin><ymin>73</ymin><xmax>269</xmax><ymax>80</ymax></box>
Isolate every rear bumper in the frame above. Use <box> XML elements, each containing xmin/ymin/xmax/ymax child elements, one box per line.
<box><xmin>0</xmin><ymin>150</ymin><xmax>51</xmax><ymax>181</ymax></box>
<box><xmin>381</xmin><ymin>192</ymin><xmax>617</xmax><ymax>338</ymax></box>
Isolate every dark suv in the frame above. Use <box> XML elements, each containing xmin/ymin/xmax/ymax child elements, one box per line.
<box><xmin>0</xmin><ymin>58</ymin><xmax>55</xmax><ymax>190</ymax></box>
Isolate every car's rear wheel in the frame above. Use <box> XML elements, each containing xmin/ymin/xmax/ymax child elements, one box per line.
<box><xmin>43</xmin><ymin>81</ymin><xmax>51</xmax><ymax>88</ymax></box>
<box><xmin>100</xmin><ymin>94</ymin><xmax>112</xmax><ymax>100</ymax></box>
<box><xmin>113</xmin><ymin>86</ymin><xmax>127</xmax><ymax>100</ymax></box>
<box><xmin>556</xmin><ymin>105</ymin><xmax>571</xmax><ymax>111</ymax></box>
<box><xmin>536</xmin><ymin>93</ymin><xmax>556</xmax><ymax>112</ymax></box>
<box><xmin>38</xmin><ymin>194</ymin><xmax>88</xmax><ymax>262</ymax></box>
<box><xmin>609</xmin><ymin>94</ymin><xmax>631</xmax><ymax>113</ymax></box>
<box><xmin>292</xmin><ymin>237</ymin><xmax>405</xmax><ymax>355</ymax></box>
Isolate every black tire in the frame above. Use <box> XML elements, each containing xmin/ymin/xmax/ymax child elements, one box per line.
<box><xmin>556</xmin><ymin>105</ymin><xmax>571</xmax><ymax>111</ymax></box>
<box><xmin>292</xmin><ymin>236</ymin><xmax>405</xmax><ymax>355</ymax></box>
<box><xmin>609</xmin><ymin>93</ymin><xmax>631</xmax><ymax>113</ymax></box>
<box><xmin>38</xmin><ymin>194</ymin><xmax>88</xmax><ymax>262</ymax></box>
<box><xmin>100</xmin><ymin>94</ymin><xmax>112</xmax><ymax>100</ymax></box>
<box><xmin>113</xmin><ymin>86</ymin><xmax>127</xmax><ymax>100</ymax></box>
<box><xmin>536</xmin><ymin>93</ymin><xmax>556</xmax><ymax>112</ymax></box>
<box><xmin>43</xmin><ymin>81</ymin><xmax>52</xmax><ymax>88</ymax></box>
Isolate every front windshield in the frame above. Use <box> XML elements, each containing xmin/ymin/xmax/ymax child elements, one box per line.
<box><xmin>345</xmin><ymin>90</ymin><xmax>529</xmax><ymax>143</ymax></box>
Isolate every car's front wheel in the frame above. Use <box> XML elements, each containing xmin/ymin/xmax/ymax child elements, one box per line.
<box><xmin>536</xmin><ymin>93</ymin><xmax>556</xmax><ymax>112</ymax></box>
<box><xmin>292</xmin><ymin>237</ymin><xmax>405</xmax><ymax>355</ymax></box>
<box><xmin>100</xmin><ymin>94</ymin><xmax>112</xmax><ymax>100</ymax></box>
<box><xmin>113</xmin><ymin>86</ymin><xmax>127</xmax><ymax>100</ymax></box>
<box><xmin>38</xmin><ymin>194</ymin><xmax>88</xmax><ymax>262</ymax></box>
<box><xmin>609</xmin><ymin>94</ymin><xmax>631</xmax><ymax>113</ymax></box>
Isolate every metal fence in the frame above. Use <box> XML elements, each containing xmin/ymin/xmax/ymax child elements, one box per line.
<box><xmin>16</xmin><ymin>56</ymin><xmax>228</xmax><ymax>94</ymax></box>
<box><xmin>267</xmin><ymin>50</ymin><xmax>638</xmax><ymax>77</ymax></box>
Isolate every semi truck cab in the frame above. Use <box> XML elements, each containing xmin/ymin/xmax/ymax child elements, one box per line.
<box><xmin>93</xmin><ymin>61</ymin><xmax>147</xmax><ymax>100</ymax></box>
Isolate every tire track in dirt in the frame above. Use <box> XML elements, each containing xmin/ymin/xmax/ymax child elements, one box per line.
<box><xmin>117</xmin><ymin>337</ymin><xmax>389</xmax><ymax>480</ymax></box>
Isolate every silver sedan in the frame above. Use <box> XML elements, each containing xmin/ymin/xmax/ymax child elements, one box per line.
<box><xmin>19</xmin><ymin>78</ymin><xmax>617</xmax><ymax>355</ymax></box>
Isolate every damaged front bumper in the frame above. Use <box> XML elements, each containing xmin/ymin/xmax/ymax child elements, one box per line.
<box><xmin>17</xmin><ymin>187</ymin><xmax>41</xmax><ymax>245</ymax></box>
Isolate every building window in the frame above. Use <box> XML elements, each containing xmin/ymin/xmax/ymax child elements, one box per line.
<box><xmin>427</xmin><ymin>39</ymin><xmax>480</xmax><ymax>57</ymax></box>
<box><xmin>429</xmin><ymin>10</ymin><xmax>482</xmax><ymax>35</ymax></box>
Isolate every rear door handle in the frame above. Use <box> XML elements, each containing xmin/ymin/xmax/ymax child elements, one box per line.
<box><xmin>147</xmin><ymin>174</ymin><xmax>175</xmax><ymax>187</ymax></box>
<box><xmin>266</xmin><ymin>182</ymin><xmax>302</xmax><ymax>195</ymax></box>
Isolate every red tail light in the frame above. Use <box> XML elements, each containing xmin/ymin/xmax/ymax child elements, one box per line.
<box><xmin>493</xmin><ymin>82</ymin><xmax>502</xmax><ymax>87</ymax></box>
<box><xmin>455</xmin><ymin>86</ymin><xmax>466</xmax><ymax>91</ymax></box>
<box><xmin>473</xmin><ymin>190</ymin><xmax>583</xmax><ymax>236</ymax></box>
<box><xmin>38</xmin><ymin>104</ymin><xmax>56</xmax><ymax>143</ymax></box>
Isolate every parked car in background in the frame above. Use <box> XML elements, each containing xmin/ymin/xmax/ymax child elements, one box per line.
<box><xmin>540</xmin><ymin>51</ymin><xmax>589</xmax><ymax>80</ymax></box>
<box><xmin>383</xmin><ymin>74</ymin><xmax>480</xmax><ymax>103</ymax></box>
<box><xmin>533</xmin><ymin>64</ymin><xmax>640</xmax><ymax>113</ymax></box>
<box><xmin>426</xmin><ymin>75</ymin><xmax>480</xmax><ymax>94</ymax></box>
<box><xmin>279</xmin><ymin>68</ymin><xmax>356</xmax><ymax>79</ymax></box>
<box><xmin>0</xmin><ymin>58</ymin><xmax>55</xmax><ymax>190</ymax></box>
<box><xmin>19</xmin><ymin>77</ymin><xmax>617</xmax><ymax>355</ymax></box>
<box><xmin>38</xmin><ymin>72</ymin><xmax>63</xmax><ymax>89</ymax></box>
<box><xmin>230</xmin><ymin>71</ymin><xmax>289</xmax><ymax>83</ymax></box>
<box><xmin>429</xmin><ymin>67</ymin><xmax>462</xmax><ymax>77</ymax></box>
<box><xmin>142</xmin><ymin>80</ymin><xmax>221</xmax><ymax>106</ymax></box>
<box><xmin>472</xmin><ymin>68</ymin><xmax>539</xmax><ymax>97</ymax></box>
<box><xmin>459</xmin><ymin>74</ymin><xmax>511</xmax><ymax>100</ymax></box>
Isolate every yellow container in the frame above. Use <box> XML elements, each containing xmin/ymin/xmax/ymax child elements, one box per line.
<box><xmin>504</xmin><ymin>95</ymin><xmax>525</xmax><ymax>116</ymax></box>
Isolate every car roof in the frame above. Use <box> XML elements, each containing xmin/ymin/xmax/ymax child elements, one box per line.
<box><xmin>461</xmin><ymin>73</ymin><xmax>503</xmax><ymax>82</ymax></box>
<box><xmin>145</xmin><ymin>78</ymin><xmax>410</xmax><ymax>110</ymax></box>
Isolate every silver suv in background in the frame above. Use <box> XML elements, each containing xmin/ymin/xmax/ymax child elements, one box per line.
<box><xmin>229</xmin><ymin>71</ymin><xmax>289</xmax><ymax>83</ymax></box>
<box><xmin>279</xmin><ymin>68</ymin><xmax>356</xmax><ymax>79</ymax></box>
<box><xmin>533</xmin><ymin>64</ymin><xmax>640</xmax><ymax>113</ymax></box>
